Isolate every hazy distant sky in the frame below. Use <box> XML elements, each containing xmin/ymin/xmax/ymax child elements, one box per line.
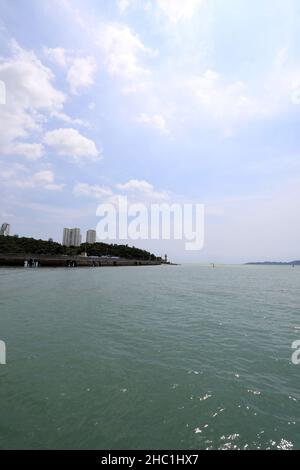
<box><xmin>1</xmin><ymin>0</ymin><xmax>300</xmax><ymax>263</ymax></box>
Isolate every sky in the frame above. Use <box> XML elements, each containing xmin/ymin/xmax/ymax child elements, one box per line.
<box><xmin>1</xmin><ymin>0</ymin><xmax>300</xmax><ymax>263</ymax></box>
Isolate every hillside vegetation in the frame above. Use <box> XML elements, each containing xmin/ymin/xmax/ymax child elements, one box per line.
<box><xmin>0</xmin><ymin>236</ymin><xmax>158</xmax><ymax>261</ymax></box>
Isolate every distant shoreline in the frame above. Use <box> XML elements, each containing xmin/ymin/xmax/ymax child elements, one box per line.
<box><xmin>245</xmin><ymin>260</ymin><xmax>300</xmax><ymax>266</ymax></box>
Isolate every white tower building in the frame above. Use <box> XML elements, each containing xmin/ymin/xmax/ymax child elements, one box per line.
<box><xmin>63</xmin><ymin>228</ymin><xmax>82</xmax><ymax>247</ymax></box>
<box><xmin>86</xmin><ymin>230</ymin><xmax>97</xmax><ymax>244</ymax></box>
<box><xmin>0</xmin><ymin>223</ymin><xmax>10</xmax><ymax>237</ymax></box>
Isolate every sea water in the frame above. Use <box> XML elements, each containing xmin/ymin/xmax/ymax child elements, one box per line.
<box><xmin>0</xmin><ymin>265</ymin><xmax>299</xmax><ymax>449</ymax></box>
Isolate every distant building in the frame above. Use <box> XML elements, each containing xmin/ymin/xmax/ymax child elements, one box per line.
<box><xmin>0</xmin><ymin>223</ymin><xmax>10</xmax><ymax>237</ymax></box>
<box><xmin>86</xmin><ymin>229</ymin><xmax>97</xmax><ymax>244</ymax></box>
<box><xmin>63</xmin><ymin>228</ymin><xmax>69</xmax><ymax>247</ymax></box>
<box><xmin>63</xmin><ymin>228</ymin><xmax>82</xmax><ymax>247</ymax></box>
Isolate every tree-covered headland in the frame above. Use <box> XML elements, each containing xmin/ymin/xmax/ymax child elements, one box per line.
<box><xmin>0</xmin><ymin>236</ymin><xmax>159</xmax><ymax>261</ymax></box>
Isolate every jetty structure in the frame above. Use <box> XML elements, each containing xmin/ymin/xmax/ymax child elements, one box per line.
<box><xmin>0</xmin><ymin>254</ymin><xmax>162</xmax><ymax>268</ymax></box>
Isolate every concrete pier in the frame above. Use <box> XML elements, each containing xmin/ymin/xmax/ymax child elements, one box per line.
<box><xmin>0</xmin><ymin>254</ymin><xmax>162</xmax><ymax>268</ymax></box>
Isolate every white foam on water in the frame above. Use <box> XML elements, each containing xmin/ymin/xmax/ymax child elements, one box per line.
<box><xmin>212</xmin><ymin>408</ymin><xmax>225</xmax><ymax>418</ymax></box>
<box><xmin>199</xmin><ymin>393</ymin><xmax>212</xmax><ymax>401</ymax></box>
<box><xmin>247</xmin><ymin>389</ymin><xmax>261</xmax><ymax>396</ymax></box>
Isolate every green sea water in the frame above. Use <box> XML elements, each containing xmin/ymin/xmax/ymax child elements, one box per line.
<box><xmin>0</xmin><ymin>264</ymin><xmax>299</xmax><ymax>450</ymax></box>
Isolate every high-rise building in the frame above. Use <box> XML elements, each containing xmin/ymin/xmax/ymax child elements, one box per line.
<box><xmin>63</xmin><ymin>228</ymin><xmax>70</xmax><ymax>247</ymax></box>
<box><xmin>0</xmin><ymin>223</ymin><xmax>10</xmax><ymax>237</ymax></box>
<box><xmin>86</xmin><ymin>230</ymin><xmax>97</xmax><ymax>244</ymax></box>
<box><xmin>62</xmin><ymin>228</ymin><xmax>82</xmax><ymax>247</ymax></box>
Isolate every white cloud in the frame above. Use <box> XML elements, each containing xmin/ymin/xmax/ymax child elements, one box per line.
<box><xmin>44</xmin><ymin>128</ymin><xmax>100</xmax><ymax>161</ymax></box>
<box><xmin>184</xmin><ymin>58</ymin><xmax>300</xmax><ymax>134</ymax></box>
<box><xmin>0</xmin><ymin>41</ymin><xmax>65</xmax><ymax>157</ymax></box>
<box><xmin>44</xmin><ymin>47</ymin><xmax>97</xmax><ymax>94</ymax></box>
<box><xmin>156</xmin><ymin>0</ymin><xmax>203</xmax><ymax>24</ymax></box>
<box><xmin>96</xmin><ymin>23</ymin><xmax>156</xmax><ymax>81</ymax></box>
<box><xmin>135</xmin><ymin>113</ymin><xmax>168</xmax><ymax>134</ymax></box>
<box><xmin>73</xmin><ymin>179</ymin><xmax>169</xmax><ymax>203</ymax></box>
<box><xmin>44</xmin><ymin>183</ymin><xmax>65</xmax><ymax>191</ymax></box>
<box><xmin>0</xmin><ymin>163</ymin><xmax>64</xmax><ymax>191</ymax></box>
<box><xmin>10</xmin><ymin>142</ymin><xmax>44</xmax><ymax>160</ymax></box>
<box><xmin>44</xmin><ymin>47</ymin><xmax>68</xmax><ymax>68</ymax></box>
<box><xmin>32</xmin><ymin>170</ymin><xmax>65</xmax><ymax>190</ymax></box>
<box><xmin>118</xmin><ymin>0</ymin><xmax>131</xmax><ymax>13</ymax></box>
<box><xmin>116</xmin><ymin>179</ymin><xmax>169</xmax><ymax>201</ymax></box>
<box><xmin>117</xmin><ymin>179</ymin><xmax>154</xmax><ymax>192</ymax></box>
<box><xmin>4</xmin><ymin>41</ymin><xmax>65</xmax><ymax>110</ymax></box>
<box><xmin>43</xmin><ymin>0</ymin><xmax>300</xmax><ymax>140</ymax></box>
<box><xmin>186</xmin><ymin>70</ymin><xmax>265</xmax><ymax>135</ymax></box>
<box><xmin>73</xmin><ymin>182</ymin><xmax>113</xmax><ymax>199</ymax></box>
<box><xmin>1</xmin><ymin>162</ymin><xmax>28</xmax><ymax>181</ymax></box>
<box><xmin>32</xmin><ymin>170</ymin><xmax>54</xmax><ymax>184</ymax></box>
<box><xmin>67</xmin><ymin>56</ymin><xmax>97</xmax><ymax>94</ymax></box>
<box><xmin>50</xmin><ymin>110</ymin><xmax>87</xmax><ymax>127</ymax></box>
